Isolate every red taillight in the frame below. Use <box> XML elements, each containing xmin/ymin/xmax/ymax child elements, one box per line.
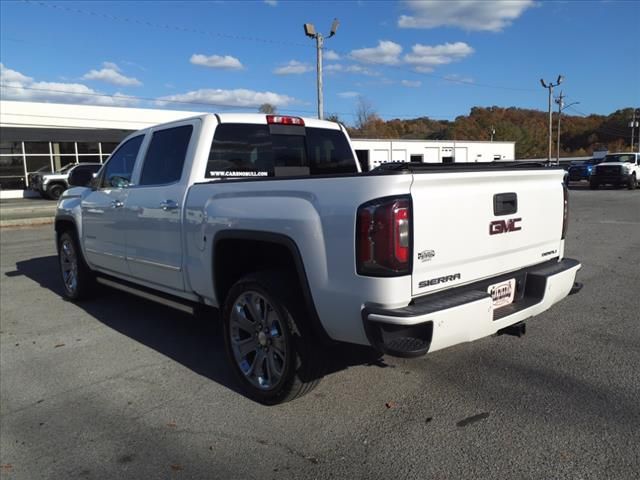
<box><xmin>561</xmin><ymin>183</ymin><xmax>569</xmax><ymax>239</ymax></box>
<box><xmin>356</xmin><ymin>197</ymin><xmax>411</xmax><ymax>276</ymax></box>
<box><xmin>266</xmin><ymin>115</ymin><xmax>305</xmax><ymax>126</ymax></box>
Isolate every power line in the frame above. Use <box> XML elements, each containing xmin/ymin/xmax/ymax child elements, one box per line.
<box><xmin>0</xmin><ymin>84</ymin><xmax>457</xmax><ymax>120</ymax></box>
<box><xmin>22</xmin><ymin>0</ymin><xmax>538</xmax><ymax>93</ymax></box>
<box><xmin>22</xmin><ymin>0</ymin><xmax>309</xmax><ymax>48</ymax></box>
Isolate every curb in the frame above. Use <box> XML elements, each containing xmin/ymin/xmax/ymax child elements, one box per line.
<box><xmin>0</xmin><ymin>217</ymin><xmax>54</xmax><ymax>228</ymax></box>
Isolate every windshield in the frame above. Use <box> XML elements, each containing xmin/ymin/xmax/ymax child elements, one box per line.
<box><xmin>603</xmin><ymin>154</ymin><xmax>635</xmax><ymax>163</ymax></box>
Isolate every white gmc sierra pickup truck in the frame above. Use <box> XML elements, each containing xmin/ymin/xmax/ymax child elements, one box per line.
<box><xmin>55</xmin><ymin>113</ymin><xmax>583</xmax><ymax>404</ymax></box>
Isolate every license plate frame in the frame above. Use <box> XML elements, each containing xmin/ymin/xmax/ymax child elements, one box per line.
<box><xmin>487</xmin><ymin>278</ymin><xmax>516</xmax><ymax>309</ymax></box>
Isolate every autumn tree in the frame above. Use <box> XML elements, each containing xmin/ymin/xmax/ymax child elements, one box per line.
<box><xmin>258</xmin><ymin>103</ymin><xmax>277</xmax><ymax>114</ymax></box>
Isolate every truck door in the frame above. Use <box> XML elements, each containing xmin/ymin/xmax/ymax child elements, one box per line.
<box><xmin>123</xmin><ymin>122</ymin><xmax>196</xmax><ymax>291</ymax></box>
<box><xmin>81</xmin><ymin>135</ymin><xmax>145</xmax><ymax>274</ymax></box>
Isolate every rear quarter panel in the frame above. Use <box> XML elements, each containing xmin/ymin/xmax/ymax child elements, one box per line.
<box><xmin>183</xmin><ymin>174</ymin><xmax>413</xmax><ymax>344</ymax></box>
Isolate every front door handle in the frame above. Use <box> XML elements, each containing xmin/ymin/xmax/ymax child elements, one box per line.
<box><xmin>160</xmin><ymin>200</ymin><xmax>179</xmax><ymax>211</ymax></box>
<box><xmin>111</xmin><ymin>200</ymin><xmax>124</xmax><ymax>208</ymax></box>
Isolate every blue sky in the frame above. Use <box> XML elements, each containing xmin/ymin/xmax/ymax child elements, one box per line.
<box><xmin>1</xmin><ymin>0</ymin><xmax>639</xmax><ymax>124</ymax></box>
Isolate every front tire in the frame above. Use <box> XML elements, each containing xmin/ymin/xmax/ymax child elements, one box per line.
<box><xmin>589</xmin><ymin>179</ymin><xmax>599</xmax><ymax>190</ymax></box>
<box><xmin>58</xmin><ymin>231</ymin><xmax>95</xmax><ymax>300</ymax></box>
<box><xmin>47</xmin><ymin>183</ymin><xmax>65</xmax><ymax>200</ymax></box>
<box><xmin>628</xmin><ymin>173</ymin><xmax>637</xmax><ymax>190</ymax></box>
<box><xmin>222</xmin><ymin>271</ymin><xmax>322</xmax><ymax>404</ymax></box>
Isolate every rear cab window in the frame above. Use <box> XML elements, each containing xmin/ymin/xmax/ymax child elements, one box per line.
<box><xmin>206</xmin><ymin>123</ymin><xmax>357</xmax><ymax>179</ymax></box>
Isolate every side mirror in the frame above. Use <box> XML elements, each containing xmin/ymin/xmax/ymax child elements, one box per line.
<box><xmin>68</xmin><ymin>165</ymin><xmax>97</xmax><ymax>187</ymax></box>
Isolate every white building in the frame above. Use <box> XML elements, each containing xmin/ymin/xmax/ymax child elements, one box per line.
<box><xmin>350</xmin><ymin>139</ymin><xmax>515</xmax><ymax>171</ymax></box>
<box><xmin>0</xmin><ymin>100</ymin><xmax>201</xmax><ymax>196</ymax></box>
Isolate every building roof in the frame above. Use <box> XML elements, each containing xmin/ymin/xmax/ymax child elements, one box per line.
<box><xmin>0</xmin><ymin>101</ymin><xmax>341</xmax><ymax>132</ymax></box>
<box><xmin>0</xmin><ymin>100</ymin><xmax>204</xmax><ymax>131</ymax></box>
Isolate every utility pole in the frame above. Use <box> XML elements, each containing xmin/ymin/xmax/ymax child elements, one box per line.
<box><xmin>540</xmin><ymin>75</ymin><xmax>564</xmax><ymax>163</ymax></box>
<box><xmin>490</xmin><ymin>125</ymin><xmax>495</xmax><ymax>142</ymax></box>
<box><xmin>630</xmin><ymin>109</ymin><xmax>639</xmax><ymax>152</ymax></box>
<box><xmin>555</xmin><ymin>92</ymin><xmax>564</xmax><ymax>164</ymax></box>
<box><xmin>304</xmin><ymin>19</ymin><xmax>339</xmax><ymax>120</ymax></box>
<box><xmin>555</xmin><ymin>92</ymin><xmax>579</xmax><ymax>164</ymax></box>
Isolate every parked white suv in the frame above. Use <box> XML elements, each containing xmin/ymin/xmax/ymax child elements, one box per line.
<box><xmin>55</xmin><ymin>114</ymin><xmax>582</xmax><ymax>404</ymax></box>
<box><xmin>31</xmin><ymin>163</ymin><xmax>102</xmax><ymax>199</ymax></box>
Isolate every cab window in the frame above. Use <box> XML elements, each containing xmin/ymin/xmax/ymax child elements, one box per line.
<box><xmin>139</xmin><ymin>125</ymin><xmax>193</xmax><ymax>186</ymax></box>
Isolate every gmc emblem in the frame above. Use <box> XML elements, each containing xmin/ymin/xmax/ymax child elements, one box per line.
<box><xmin>490</xmin><ymin>218</ymin><xmax>522</xmax><ymax>235</ymax></box>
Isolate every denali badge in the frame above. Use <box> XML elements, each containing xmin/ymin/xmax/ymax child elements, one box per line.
<box><xmin>489</xmin><ymin>218</ymin><xmax>522</xmax><ymax>235</ymax></box>
<box><xmin>419</xmin><ymin>273</ymin><xmax>461</xmax><ymax>288</ymax></box>
<box><xmin>418</xmin><ymin>250</ymin><xmax>436</xmax><ymax>262</ymax></box>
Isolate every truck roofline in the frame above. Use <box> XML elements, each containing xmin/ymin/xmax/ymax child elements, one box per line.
<box><xmin>125</xmin><ymin>112</ymin><xmax>343</xmax><ymax>134</ymax></box>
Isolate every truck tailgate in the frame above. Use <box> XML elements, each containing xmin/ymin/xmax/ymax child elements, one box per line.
<box><xmin>410</xmin><ymin>168</ymin><xmax>565</xmax><ymax>297</ymax></box>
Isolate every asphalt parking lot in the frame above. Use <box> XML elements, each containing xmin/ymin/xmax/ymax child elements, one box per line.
<box><xmin>1</xmin><ymin>185</ymin><xmax>639</xmax><ymax>479</ymax></box>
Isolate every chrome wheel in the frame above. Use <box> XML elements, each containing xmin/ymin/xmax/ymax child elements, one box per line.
<box><xmin>229</xmin><ymin>291</ymin><xmax>288</xmax><ymax>391</ymax></box>
<box><xmin>60</xmin><ymin>238</ymin><xmax>78</xmax><ymax>295</ymax></box>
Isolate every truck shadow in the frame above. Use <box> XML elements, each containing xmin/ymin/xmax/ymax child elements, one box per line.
<box><xmin>8</xmin><ymin>256</ymin><xmax>386</xmax><ymax>401</ymax></box>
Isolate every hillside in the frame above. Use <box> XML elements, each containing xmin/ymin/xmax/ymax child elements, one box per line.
<box><xmin>345</xmin><ymin>106</ymin><xmax>637</xmax><ymax>159</ymax></box>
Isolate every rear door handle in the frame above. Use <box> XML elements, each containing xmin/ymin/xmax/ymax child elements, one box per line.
<box><xmin>160</xmin><ymin>200</ymin><xmax>179</xmax><ymax>211</ymax></box>
<box><xmin>111</xmin><ymin>200</ymin><xmax>124</xmax><ymax>208</ymax></box>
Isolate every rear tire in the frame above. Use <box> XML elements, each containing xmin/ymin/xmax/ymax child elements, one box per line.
<box><xmin>222</xmin><ymin>271</ymin><xmax>323</xmax><ymax>404</ymax></box>
<box><xmin>58</xmin><ymin>231</ymin><xmax>95</xmax><ymax>300</ymax></box>
<box><xmin>47</xmin><ymin>183</ymin><xmax>65</xmax><ymax>200</ymax></box>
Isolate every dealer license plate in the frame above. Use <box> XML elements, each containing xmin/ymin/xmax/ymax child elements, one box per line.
<box><xmin>487</xmin><ymin>278</ymin><xmax>516</xmax><ymax>309</ymax></box>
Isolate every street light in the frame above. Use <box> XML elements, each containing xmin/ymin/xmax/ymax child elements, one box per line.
<box><xmin>304</xmin><ymin>18</ymin><xmax>339</xmax><ymax>120</ymax></box>
<box><xmin>541</xmin><ymin>75</ymin><xmax>563</xmax><ymax>163</ymax></box>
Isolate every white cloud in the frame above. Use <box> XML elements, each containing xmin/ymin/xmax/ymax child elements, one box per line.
<box><xmin>325</xmin><ymin>50</ymin><xmax>341</xmax><ymax>61</ymax></box>
<box><xmin>404</xmin><ymin>42</ymin><xmax>474</xmax><ymax>72</ymax></box>
<box><xmin>190</xmin><ymin>54</ymin><xmax>243</xmax><ymax>70</ymax></box>
<box><xmin>398</xmin><ymin>0</ymin><xmax>535</xmax><ymax>32</ymax></box>
<box><xmin>273</xmin><ymin>60</ymin><xmax>313</xmax><ymax>75</ymax></box>
<box><xmin>156</xmin><ymin>88</ymin><xmax>296</xmax><ymax>108</ymax></box>
<box><xmin>350</xmin><ymin>40</ymin><xmax>402</xmax><ymax>65</ymax></box>
<box><xmin>400</xmin><ymin>79</ymin><xmax>422</xmax><ymax>88</ymax></box>
<box><xmin>325</xmin><ymin>64</ymin><xmax>380</xmax><ymax>77</ymax></box>
<box><xmin>0</xmin><ymin>63</ymin><xmax>138</xmax><ymax>106</ymax></box>
<box><xmin>82</xmin><ymin>62</ymin><xmax>142</xmax><ymax>86</ymax></box>
<box><xmin>264</xmin><ymin>0</ymin><xmax>277</xmax><ymax>5</ymax></box>
<box><xmin>337</xmin><ymin>91</ymin><xmax>360</xmax><ymax>98</ymax></box>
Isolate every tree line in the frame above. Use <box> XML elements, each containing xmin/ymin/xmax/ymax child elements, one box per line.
<box><xmin>344</xmin><ymin>103</ymin><xmax>637</xmax><ymax>159</ymax></box>
<box><xmin>258</xmin><ymin>102</ymin><xmax>637</xmax><ymax>159</ymax></box>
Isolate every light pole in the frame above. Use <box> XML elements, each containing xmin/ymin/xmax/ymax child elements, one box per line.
<box><xmin>555</xmin><ymin>91</ymin><xmax>579</xmax><ymax>163</ymax></box>
<box><xmin>540</xmin><ymin>75</ymin><xmax>564</xmax><ymax>163</ymax></box>
<box><xmin>490</xmin><ymin>125</ymin><xmax>495</xmax><ymax>142</ymax></box>
<box><xmin>304</xmin><ymin>19</ymin><xmax>339</xmax><ymax>120</ymax></box>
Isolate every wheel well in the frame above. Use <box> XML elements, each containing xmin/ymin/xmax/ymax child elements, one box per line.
<box><xmin>47</xmin><ymin>181</ymin><xmax>66</xmax><ymax>190</ymax></box>
<box><xmin>214</xmin><ymin>238</ymin><xmax>301</xmax><ymax>306</ymax></box>
<box><xmin>55</xmin><ymin>219</ymin><xmax>76</xmax><ymax>242</ymax></box>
